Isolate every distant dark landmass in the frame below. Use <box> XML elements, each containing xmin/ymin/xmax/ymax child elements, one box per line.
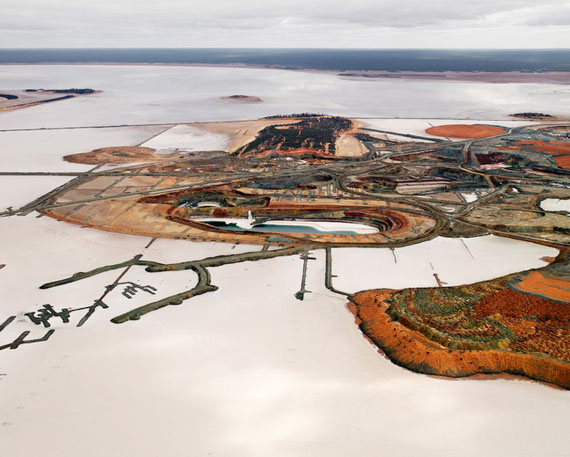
<box><xmin>221</xmin><ymin>94</ymin><xmax>263</xmax><ymax>103</ymax></box>
<box><xmin>25</xmin><ymin>88</ymin><xmax>95</xmax><ymax>94</ymax></box>
<box><xmin>511</xmin><ymin>112</ymin><xmax>555</xmax><ymax>120</ymax></box>
<box><xmin>1</xmin><ymin>49</ymin><xmax>570</xmax><ymax>72</ymax></box>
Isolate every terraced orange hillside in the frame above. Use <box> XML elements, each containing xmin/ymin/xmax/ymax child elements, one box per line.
<box><xmin>349</xmin><ymin>249</ymin><xmax>570</xmax><ymax>389</ymax></box>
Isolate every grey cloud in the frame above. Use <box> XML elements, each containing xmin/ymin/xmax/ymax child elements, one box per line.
<box><xmin>1</xmin><ymin>0</ymin><xmax>559</xmax><ymax>27</ymax></box>
<box><xmin>1</xmin><ymin>0</ymin><xmax>569</xmax><ymax>47</ymax></box>
<box><xmin>525</xmin><ymin>6</ymin><xmax>570</xmax><ymax>26</ymax></box>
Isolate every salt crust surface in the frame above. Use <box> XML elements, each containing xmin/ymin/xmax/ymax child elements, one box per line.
<box><xmin>0</xmin><ymin>215</ymin><xmax>568</xmax><ymax>457</ymax></box>
<box><xmin>0</xmin><ymin>65</ymin><xmax>569</xmax><ymax>456</ymax></box>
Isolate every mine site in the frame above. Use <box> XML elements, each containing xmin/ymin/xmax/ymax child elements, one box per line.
<box><xmin>1</xmin><ymin>46</ymin><xmax>569</xmax><ymax>457</ymax></box>
<box><xmin>3</xmin><ymin>106</ymin><xmax>569</xmax><ymax>387</ymax></box>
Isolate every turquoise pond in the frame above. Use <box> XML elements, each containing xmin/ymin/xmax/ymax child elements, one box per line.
<box><xmin>204</xmin><ymin>221</ymin><xmax>362</xmax><ymax>235</ymax></box>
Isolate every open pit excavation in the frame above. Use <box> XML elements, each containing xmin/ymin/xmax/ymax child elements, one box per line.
<box><xmin>3</xmin><ymin>113</ymin><xmax>570</xmax><ymax>389</ymax></box>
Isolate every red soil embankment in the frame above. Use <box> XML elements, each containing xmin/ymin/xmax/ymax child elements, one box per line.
<box><xmin>500</xmin><ymin>140</ymin><xmax>570</xmax><ymax>155</ymax></box>
<box><xmin>555</xmin><ymin>156</ymin><xmax>570</xmax><ymax>169</ymax></box>
<box><xmin>499</xmin><ymin>140</ymin><xmax>570</xmax><ymax>169</ymax></box>
<box><xmin>426</xmin><ymin>124</ymin><xmax>506</xmax><ymax>139</ymax></box>
<box><xmin>349</xmin><ymin>289</ymin><xmax>570</xmax><ymax>389</ymax></box>
<box><xmin>512</xmin><ymin>270</ymin><xmax>570</xmax><ymax>303</ymax></box>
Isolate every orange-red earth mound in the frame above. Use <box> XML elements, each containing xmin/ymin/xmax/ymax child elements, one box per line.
<box><xmin>426</xmin><ymin>124</ymin><xmax>506</xmax><ymax>139</ymax></box>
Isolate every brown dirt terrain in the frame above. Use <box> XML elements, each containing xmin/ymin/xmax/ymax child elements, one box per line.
<box><xmin>499</xmin><ymin>139</ymin><xmax>570</xmax><ymax>169</ymax></box>
<box><xmin>64</xmin><ymin>146</ymin><xmax>163</xmax><ymax>165</ymax></box>
<box><xmin>500</xmin><ymin>139</ymin><xmax>570</xmax><ymax>155</ymax></box>
<box><xmin>335</xmin><ymin>121</ymin><xmax>366</xmax><ymax>157</ymax></box>
<box><xmin>245</xmin><ymin>147</ymin><xmax>336</xmax><ymax>159</ymax></box>
<box><xmin>555</xmin><ymin>155</ymin><xmax>570</xmax><ymax>169</ymax></box>
<box><xmin>194</xmin><ymin>119</ymin><xmax>296</xmax><ymax>153</ymax></box>
<box><xmin>426</xmin><ymin>124</ymin><xmax>506</xmax><ymax>139</ymax></box>
<box><xmin>42</xmin><ymin>164</ymin><xmax>439</xmax><ymax>248</ymax></box>
<box><xmin>474</xmin><ymin>288</ymin><xmax>570</xmax><ymax>320</ymax></box>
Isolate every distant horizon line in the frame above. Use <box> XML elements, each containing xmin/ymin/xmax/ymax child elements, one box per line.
<box><xmin>1</xmin><ymin>47</ymin><xmax>569</xmax><ymax>51</ymax></box>
<box><xmin>2</xmin><ymin>48</ymin><xmax>568</xmax><ymax>73</ymax></box>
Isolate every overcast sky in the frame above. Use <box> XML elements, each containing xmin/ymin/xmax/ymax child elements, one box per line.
<box><xmin>1</xmin><ymin>0</ymin><xmax>569</xmax><ymax>48</ymax></box>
